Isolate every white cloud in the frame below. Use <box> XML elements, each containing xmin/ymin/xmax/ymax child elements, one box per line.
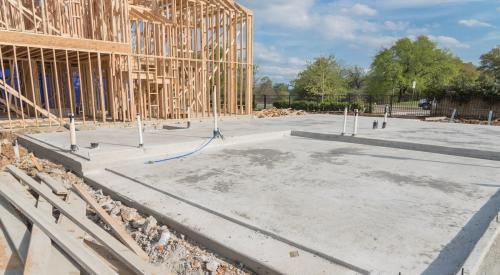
<box><xmin>252</xmin><ymin>0</ymin><xmax>315</xmax><ymax>28</ymax></box>
<box><xmin>384</xmin><ymin>21</ymin><xmax>409</xmax><ymax>31</ymax></box>
<box><xmin>373</xmin><ymin>0</ymin><xmax>479</xmax><ymax>8</ymax></box>
<box><xmin>351</xmin><ymin>4</ymin><xmax>378</xmax><ymax>16</ymax></box>
<box><xmin>253</xmin><ymin>43</ymin><xmax>306</xmax><ymax>82</ymax></box>
<box><xmin>428</xmin><ymin>35</ymin><xmax>470</xmax><ymax>49</ymax></box>
<box><xmin>254</xmin><ymin>43</ymin><xmax>283</xmax><ymax>63</ymax></box>
<box><xmin>458</xmin><ymin>19</ymin><xmax>492</xmax><ymax>27</ymax></box>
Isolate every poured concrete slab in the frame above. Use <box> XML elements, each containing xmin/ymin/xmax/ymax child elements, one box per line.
<box><xmin>107</xmin><ymin>136</ymin><xmax>500</xmax><ymax>274</ymax></box>
<box><xmin>19</xmin><ymin>114</ymin><xmax>500</xmax><ymax>274</ymax></box>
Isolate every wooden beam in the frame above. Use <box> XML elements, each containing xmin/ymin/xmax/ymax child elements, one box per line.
<box><xmin>0</xmin><ymin>176</ymin><xmax>118</xmax><ymax>275</ymax></box>
<box><xmin>6</xmin><ymin>165</ymin><xmax>158</xmax><ymax>275</ymax></box>
<box><xmin>0</xmin><ymin>31</ymin><xmax>131</xmax><ymax>54</ymax></box>
<box><xmin>72</xmin><ymin>183</ymin><xmax>149</xmax><ymax>260</ymax></box>
<box><xmin>37</xmin><ymin>173</ymin><xmax>68</xmax><ymax>196</ymax></box>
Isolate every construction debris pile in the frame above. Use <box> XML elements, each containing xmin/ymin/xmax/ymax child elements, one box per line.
<box><xmin>0</xmin><ymin>133</ymin><xmax>251</xmax><ymax>275</ymax></box>
<box><xmin>255</xmin><ymin>108</ymin><xmax>306</xmax><ymax>118</ymax></box>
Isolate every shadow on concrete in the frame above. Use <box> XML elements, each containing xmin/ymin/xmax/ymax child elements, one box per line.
<box><xmin>421</xmin><ymin>189</ymin><xmax>500</xmax><ymax>275</ymax></box>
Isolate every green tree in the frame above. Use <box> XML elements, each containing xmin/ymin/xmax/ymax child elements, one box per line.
<box><xmin>344</xmin><ymin>66</ymin><xmax>367</xmax><ymax>91</ymax></box>
<box><xmin>273</xmin><ymin>83</ymin><xmax>289</xmax><ymax>97</ymax></box>
<box><xmin>254</xmin><ymin>76</ymin><xmax>274</xmax><ymax>96</ymax></box>
<box><xmin>479</xmin><ymin>47</ymin><xmax>500</xmax><ymax>84</ymax></box>
<box><xmin>478</xmin><ymin>46</ymin><xmax>500</xmax><ymax>100</ymax></box>
<box><xmin>293</xmin><ymin>55</ymin><xmax>346</xmax><ymax>102</ymax></box>
<box><xmin>367</xmin><ymin>36</ymin><xmax>460</xmax><ymax>98</ymax></box>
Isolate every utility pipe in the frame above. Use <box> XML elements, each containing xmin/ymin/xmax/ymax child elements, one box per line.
<box><xmin>69</xmin><ymin>114</ymin><xmax>77</xmax><ymax>152</ymax></box>
<box><xmin>213</xmin><ymin>86</ymin><xmax>219</xmax><ymax>137</ymax></box>
<box><xmin>450</xmin><ymin>109</ymin><xmax>457</xmax><ymax>123</ymax></box>
<box><xmin>352</xmin><ymin>109</ymin><xmax>359</xmax><ymax>137</ymax></box>
<box><xmin>137</xmin><ymin>114</ymin><xmax>143</xmax><ymax>148</ymax></box>
<box><xmin>341</xmin><ymin>107</ymin><xmax>348</xmax><ymax>136</ymax></box>
<box><xmin>488</xmin><ymin>110</ymin><xmax>493</xmax><ymax>126</ymax></box>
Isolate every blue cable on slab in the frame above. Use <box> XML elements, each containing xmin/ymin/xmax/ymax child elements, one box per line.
<box><xmin>147</xmin><ymin>136</ymin><xmax>216</xmax><ymax>164</ymax></box>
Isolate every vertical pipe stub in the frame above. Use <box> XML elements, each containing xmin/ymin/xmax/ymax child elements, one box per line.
<box><xmin>13</xmin><ymin>139</ymin><xmax>20</xmax><ymax>162</ymax></box>
<box><xmin>450</xmin><ymin>109</ymin><xmax>457</xmax><ymax>123</ymax></box>
<box><xmin>187</xmin><ymin>107</ymin><xmax>191</xmax><ymax>129</ymax></box>
<box><xmin>341</xmin><ymin>107</ymin><xmax>348</xmax><ymax>136</ymax></box>
<box><xmin>212</xmin><ymin>86</ymin><xmax>222</xmax><ymax>138</ymax></box>
<box><xmin>382</xmin><ymin>105</ymin><xmax>388</xmax><ymax>129</ymax></box>
<box><xmin>69</xmin><ymin>113</ymin><xmax>77</xmax><ymax>152</ymax></box>
<box><xmin>488</xmin><ymin>110</ymin><xmax>493</xmax><ymax>126</ymax></box>
<box><xmin>352</xmin><ymin>109</ymin><xmax>359</xmax><ymax>137</ymax></box>
<box><xmin>137</xmin><ymin>113</ymin><xmax>144</xmax><ymax>148</ymax></box>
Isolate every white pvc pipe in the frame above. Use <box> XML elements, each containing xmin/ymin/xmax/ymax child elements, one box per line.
<box><xmin>352</xmin><ymin>109</ymin><xmax>359</xmax><ymax>136</ymax></box>
<box><xmin>341</xmin><ymin>107</ymin><xmax>348</xmax><ymax>135</ymax></box>
<box><xmin>213</xmin><ymin>86</ymin><xmax>218</xmax><ymax>133</ymax></box>
<box><xmin>450</xmin><ymin>109</ymin><xmax>457</xmax><ymax>123</ymax></box>
<box><xmin>13</xmin><ymin>140</ymin><xmax>20</xmax><ymax>162</ymax></box>
<box><xmin>137</xmin><ymin>114</ymin><xmax>143</xmax><ymax>148</ymax></box>
<box><xmin>69</xmin><ymin>114</ymin><xmax>77</xmax><ymax>151</ymax></box>
<box><xmin>488</xmin><ymin>110</ymin><xmax>493</xmax><ymax>126</ymax></box>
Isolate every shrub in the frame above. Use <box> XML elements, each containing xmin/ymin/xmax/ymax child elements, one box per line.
<box><xmin>273</xmin><ymin>101</ymin><xmax>290</xmax><ymax>109</ymax></box>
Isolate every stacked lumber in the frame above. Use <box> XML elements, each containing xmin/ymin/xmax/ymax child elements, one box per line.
<box><xmin>0</xmin><ymin>165</ymin><xmax>166</xmax><ymax>275</ymax></box>
<box><xmin>255</xmin><ymin>108</ymin><xmax>306</xmax><ymax>118</ymax></box>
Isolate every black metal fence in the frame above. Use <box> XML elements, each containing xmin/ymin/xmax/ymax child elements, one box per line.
<box><xmin>254</xmin><ymin>93</ymin><xmax>499</xmax><ymax>120</ymax></box>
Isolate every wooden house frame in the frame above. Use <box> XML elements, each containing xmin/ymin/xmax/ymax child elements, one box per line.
<box><xmin>0</xmin><ymin>0</ymin><xmax>253</xmax><ymax>128</ymax></box>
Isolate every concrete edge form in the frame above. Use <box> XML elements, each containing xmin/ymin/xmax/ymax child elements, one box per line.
<box><xmin>291</xmin><ymin>131</ymin><xmax>500</xmax><ymax>161</ymax></box>
<box><xmin>458</xmin><ymin>214</ymin><xmax>500</xmax><ymax>275</ymax></box>
<box><xmin>84</xmin><ymin>169</ymin><xmax>369</xmax><ymax>275</ymax></box>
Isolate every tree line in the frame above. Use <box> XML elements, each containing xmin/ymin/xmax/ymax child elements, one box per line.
<box><xmin>254</xmin><ymin>36</ymin><xmax>500</xmax><ymax>102</ymax></box>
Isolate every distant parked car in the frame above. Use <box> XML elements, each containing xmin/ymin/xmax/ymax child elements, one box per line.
<box><xmin>418</xmin><ymin>99</ymin><xmax>432</xmax><ymax>110</ymax></box>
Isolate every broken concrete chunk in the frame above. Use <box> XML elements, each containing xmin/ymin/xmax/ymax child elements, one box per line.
<box><xmin>206</xmin><ymin>260</ymin><xmax>220</xmax><ymax>272</ymax></box>
<box><xmin>120</xmin><ymin>207</ymin><xmax>140</xmax><ymax>222</ymax></box>
<box><xmin>143</xmin><ymin>216</ymin><xmax>157</xmax><ymax>233</ymax></box>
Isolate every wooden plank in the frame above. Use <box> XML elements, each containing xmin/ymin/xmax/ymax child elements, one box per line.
<box><xmin>0</xmin><ymin>173</ymin><xmax>30</xmax><ymax>264</ymax></box>
<box><xmin>0</xmin><ymin>78</ymin><xmax>59</xmax><ymax>122</ymax></box>
<box><xmin>0</xmin><ymin>175</ymin><xmax>118</xmax><ymax>275</ymax></box>
<box><xmin>49</xmin><ymin>191</ymin><xmax>86</xmax><ymax>275</ymax></box>
<box><xmin>37</xmin><ymin>173</ymin><xmax>68</xmax><ymax>195</ymax></box>
<box><xmin>6</xmin><ymin>165</ymin><xmax>157</xmax><ymax>275</ymax></box>
<box><xmin>24</xmin><ymin>187</ymin><xmax>54</xmax><ymax>275</ymax></box>
<box><xmin>72</xmin><ymin>183</ymin><xmax>149</xmax><ymax>260</ymax></box>
<box><xmin>0</xmin><ymin>30</ymin><xmax>131</xmax><ymax>54</ymax></box>
<box><xmin>0</xmin><ymin>220</ymin><xmax>24</xmax><ymax>274</ymax></box>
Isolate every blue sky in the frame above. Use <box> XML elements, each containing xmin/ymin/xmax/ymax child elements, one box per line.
<box><xmin>238</xmin><ymin>0</ymin><xmax>500</xmax><ymax>84</ymax></box>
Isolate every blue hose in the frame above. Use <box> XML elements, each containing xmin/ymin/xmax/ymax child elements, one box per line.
<box><xmin>147</xmin><ymin>136</ymin><xmax>216</xmax><ymax>164</ymax></box>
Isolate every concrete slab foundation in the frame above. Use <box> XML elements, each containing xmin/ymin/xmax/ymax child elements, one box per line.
<box><xmin>19</xmin><ymin>115</ymin><xmax>500</xmax><ymax>274</ymax></box>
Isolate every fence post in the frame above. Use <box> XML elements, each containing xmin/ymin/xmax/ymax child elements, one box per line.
<box><xmin>288</xmin><ymin>94</ymin><xmax>291</xmax><ymax>108</ymax></box>
<box><xmin>264</xmin><ymin>95</ymin><xmax>267</xmax><ymax>109</ymax></box>
<box><xmin>368</xmin><ymin>95</ymin><xmax>373</xmax><ymax>113</ymax></box>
